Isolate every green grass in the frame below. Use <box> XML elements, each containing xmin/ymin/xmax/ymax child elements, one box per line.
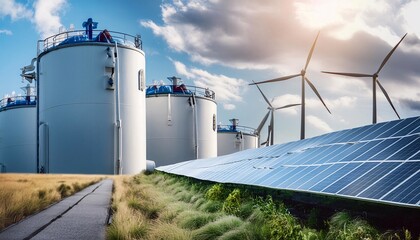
<box><xmin>107</xmin><ymin>172</ymin><xmax>417</xmax><ymax>240</ymax></box>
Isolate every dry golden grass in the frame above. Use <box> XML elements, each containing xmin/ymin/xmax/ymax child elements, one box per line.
<box><xmin>0</xmin><ymin>174</ymin><xmax>104</xmax><ymax>230</ymax></box>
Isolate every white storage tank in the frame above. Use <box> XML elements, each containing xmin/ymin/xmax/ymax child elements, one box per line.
<box><xmin>0</xmin><ymin>85</ymin><xmax>37</xmax><ymax>173</ymax></box>
<box><xmin>146</xmin><ymin>77</ymin><xmax>217</xmax><ymax>166</ymax></box>
<box><xmin>217</xmin><ymin>118</ymin><xmax>259</xmax><ymax>156</ymax></box>
<box><xmin>37</xmin><ymin>18</ymin><xmax>146</xmax><ymax>174</ymax></box>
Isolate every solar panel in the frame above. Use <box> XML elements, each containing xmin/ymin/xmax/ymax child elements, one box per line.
<box><xmin>157</xmin><ymin>116</ymin><xmax>420</xmax><ymax>208</ymax></box>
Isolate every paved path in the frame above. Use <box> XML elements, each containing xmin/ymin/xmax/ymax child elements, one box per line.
<box><xmin>0</xmin><ymin>179</ymin><xmax>113</xmax><ymax>240</ymax></box>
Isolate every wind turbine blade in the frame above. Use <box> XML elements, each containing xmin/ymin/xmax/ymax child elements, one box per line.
<box><xmin>251</xmin><ymin>80</ymin><xmax>273</xmax><ymax>108</ymax></box>
<box><xmin>304</xmin><ymin>31</ymin><xmax>320</xmax><ymax>71</ymax></box>
<box><xmin>274</xmin><ymin>103</ymin><xmax>301</xmax><ymax>110</ymax></box>
<box><xmin>376</xmin><ymin>79</ymin><xmax>401</xmax><ymax>119</ymax></box>
<box><xmin>305</xmin><ymin>77</ymin><xmax>331</xmax><ymax>114</ymax></box>
<box><xmin>249</xmin><ymin>73</ymin><xmax>301</xmax><ymax>85</ymax></box>
<box><xmin>321</xmin><ymin>71</ymin><xmax>373</xmax><ymax>78</ymax></box>
<box><xmin>256</xmin><ymin>111</ymin><xmax>270</xmax><ymax>134</ymax></box>
<box><xmin>376</xmin><ymin>33</ymin><xmax>407</xmax><ymax>74</ymax></box>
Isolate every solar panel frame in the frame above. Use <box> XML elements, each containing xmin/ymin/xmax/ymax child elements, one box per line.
<box><xmin>157</xmin><ymin>117</ymin><xmax>420</xmax><ymax>208</ymax></box>
<box><xmin>392</xmin><ymin>118</ymin><xmax>420</xmax><ymax>137</ymax></box>
<box><xmin>337</xmin><ymin>162</ymin><xmax>402</xmax><ymax>196</ymax></box>
<box><xmin>357</xmin><ymin>162</ymin><xmax>420</xmax><ymax>201</ymax></box>
<box><xmin>381</xmin><ymin>171</ymin><xmax>420</xmax><ymax>204</ymax></box>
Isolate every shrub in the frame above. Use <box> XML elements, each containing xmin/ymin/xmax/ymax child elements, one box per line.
<box><xmin>306</xmin><ymin>208</ymin><xmax>321</xmax><ymax>229</ymax></box>
<box><xmin>205</xmin><ymin>184</ymin><xmax>226</xmax><ymax>201</ymax></box>
<box><xmin>326</xmin><ymin>212</ymin><xmax>379</xmax><ymax>240</ymax></box>
<box><xmin>56</xmin><ymin>183</ymin><xmax>71</xmax><ymax>198</ymax></box>
<box><xmin>72</xmin><ymin>182</ymin><xmax>82</xmax><ymax>192</ymax></box>
<box><xmin>381</xmin><ymin>228</ymin><xmax>412</xmax><ymax>240</ymax></box>
<box><xmin>223</xmin><ymin>189</ymin><xmax>241</xmax><ymax>216</ymax></box>
<box><xmin>254</xmin><ymin>196</ymin><xmax>303</xmax><ymax>240</ymax></box>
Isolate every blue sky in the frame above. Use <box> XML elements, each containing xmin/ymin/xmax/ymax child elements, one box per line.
<box><xmin>1</xmin><ymin>0</ymin><xmax>420</xmax><ymax>144</ymax></box>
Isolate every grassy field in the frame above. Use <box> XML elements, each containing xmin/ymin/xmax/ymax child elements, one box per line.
<box><xmin>107</xmin><ymin>172</ymin><xmax>416</xmax><ymax>240</ymax></box>
<box><xmin>0</xmin><ymin>174</ymin><xmax>104</xmax><ymax>230</ymax></box>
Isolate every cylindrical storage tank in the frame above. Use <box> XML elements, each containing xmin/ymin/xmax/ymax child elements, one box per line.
<box><xmin>0</xmin><ymin>95</ymin><xmax>37</xmax><ymax>173</ymax></box>
<box><xmin>217</xmin><ymin>119</ymin><xmax>258</xmax><ymax>156</ymax></box>
<box><xmin>146</xmin><ymin>83</ymin><xmax>217</xmax><ymax>166</ymax></box>
<box><xmin>38</xmin><ymin>30</ymin><xmax>146</xmax><ymax>174</ymax></box>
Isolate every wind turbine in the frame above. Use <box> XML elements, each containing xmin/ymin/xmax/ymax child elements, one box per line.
<box><xmin>250</xmin><ymin>32</ymin><xmax>331</xmax><ymax>140</ymax></box>
<box><xmin>322</xmin><ymin>33</ymin><xmax>407</xmax><ymax>124</ymax></box>
<box><xmin>253</xmin><ymin>81</ymin><xmax>300</xmax><ymax>146</ymax></box>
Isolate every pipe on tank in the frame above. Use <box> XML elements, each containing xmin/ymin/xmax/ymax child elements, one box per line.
<box><xmin>114</xmin><ymin>42</ymin><xmax>123</xmax><ymax>174</ymax></box>
<box><xmin>146</xmin><ymin>160</ymin><xmax>156</xmax><ymax>172</ymax></box>
<box><xmin>192</xmin><ymin>94</ymin><xmax>199</xmax><ymax>159</ymax></box>
<box><xmin>39</xmin><ymin>122</ymin><xmax>49</xmax><ymax>173</ymax></box>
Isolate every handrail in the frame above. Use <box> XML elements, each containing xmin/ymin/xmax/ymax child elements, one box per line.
<box><xmin>37</xmin><ymin>29</ymin><xmax>142</xmax><ymax>55</ymax></box>
<box><xmin>146</xmin><ymin>84</ymin><xmax>216</xmax><ymax>100</ymax></box>
<box><xmin>217</xmin><ymin>124</ymin><xmax>257</xmax><ymax>135</ymax></box>
<box><xmin>0</xmin><ymin>95</ymin><xmax>36</xmax><ymax>111</ymax></box>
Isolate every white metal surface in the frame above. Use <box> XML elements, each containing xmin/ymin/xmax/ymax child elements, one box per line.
<box><xmin>217</xmin><ymin>132</ymin><xmax>258</xmax><ymax>156</ymax></box>
<box><xmin>0</xmin><ymin>106</ymin><xmax>36</xmax><ymax>173</ymax></box>
<box><xmin>146</xmin><ymin>94</ymin><xmax>217</xmax><ymax>166</ymax></box>
<box><xmin>38</xmin><ymin>43</ymin><xmax>146</xmax><ymax>174</ymax></box>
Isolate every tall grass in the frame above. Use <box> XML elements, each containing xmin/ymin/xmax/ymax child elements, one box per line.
<box><xmin>0</xmin><ymin>174</ymin><xmax>103</xmax><ymax>230</ymax></box>
<box><xmin>107</xmin><ymin>172</ymin><xmax>416</xmax><ymax>240</ymax></box>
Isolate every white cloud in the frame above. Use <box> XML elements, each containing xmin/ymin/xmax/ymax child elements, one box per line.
<box><xmin>142</xmin><ymin>0</ymin><xmax>419</xmax><ymax>123</ymax></box>
<box><xmin>0</xmin><ymin>0</ymin><xmax>32</xmax><ymax>20</ymax></box>
<box><xmin>307</xmin><ymin>115</ymin><xmax>333</xmax><ymax>132</ymax></box>
<box><xmin>172</xmin><ymin>59</ymin><xmax>194</xmax><ymax>78</ymax></box>
<box><xmin>295</xmin><ymin>0</ymin><xmax>408</xmax><ymax>45</ymax></box>
<box><xmin>223</xmin><ymin>103</ymin><xmax>236</xmax><ymax>110</ymax></box>
<box><xmin>171</xmin><ymin>60</ymin><xmax>247</xmax><ymax>108</ymax></box>
<box><xmin>33</xmin><ymin>0</ymin><xmax>67</xmax><ymax>39</ymax></box>
<box><xmin>0</xmin><ymin>29</ymin><xmax>12</xmax><ymax>35</ymax></box>
<box><xmin>327</xmin><ymin>96</ymin><xmax>358</xmax><ymax>109</ymax></box>
<box><xmin>271</xmin><ymin>94</ymin><xmax>300</xmax><ymax>115</ymax></box>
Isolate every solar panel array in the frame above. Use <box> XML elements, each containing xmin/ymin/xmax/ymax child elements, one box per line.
<box><xmin>158</xmin><ymin>116</ymin><xmax>420</xmax><ymax>208</ymax></box>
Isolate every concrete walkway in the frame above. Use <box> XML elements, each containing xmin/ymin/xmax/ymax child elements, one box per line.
<box><xmin>0</xmin><ymin>179</ymin><xmax>113</xmax><ymax>240</ymax></box>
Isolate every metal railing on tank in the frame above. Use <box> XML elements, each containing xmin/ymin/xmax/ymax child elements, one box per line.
<box><xmin>37</xmin><ymin>29</ymin><xmax>142</xmax><ymax>55</ymax></box>
<box><xmin>0</xmin><ymin>95</ymin><xmax>37</xmax><ymax>112</ymax></box>
<box><xmin>145</xmin><ymin>84</ymin><xmax>216</xmax><ymax>100</ymax></box>
<box><xmin>217</xmin><ymin>124</ymin><xmax>257</xmax><ymax>135</ymax></box>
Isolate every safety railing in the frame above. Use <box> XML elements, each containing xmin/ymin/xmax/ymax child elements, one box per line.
<box><xmin>217</xmin><ymin>124</ymin><xmax>257</xmax><ymax>135</ymax></box>
<box><xmin>0</xmin><ymin>95</ymin><xmax>36</xmax><ymax>111</ymax></box>
<box><xmin>145</xmin><ymin>84</ymin><xmax>216</xmax><ymax>100</ymax></box>
<box><xmin>37</xmin><ymin>29</ymin><xmax>142</xmax><ymax>55</ymax></box>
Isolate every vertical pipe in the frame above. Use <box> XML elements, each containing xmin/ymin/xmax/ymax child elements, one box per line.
<box><xmin>36</xmin><ymin>58</ymin><xmax>40</xmax><ymax>173</ymax></box>
<box><xmin>114</xmin><ymin>42</ymin><xmax>122</xmax><ymax>174</ymax></box>
<box><xmin>39</xmin><ymin>122</ymin><xmax>49</xmax><ymax>173</ymax></box>
<box><xmin>192</xmin><ymin>94</ymin><xmax>199</xmax><ymax>158</ymax></box>
<box><xmin>167</xmin><ymin>94</ymin><xmax>172</xmax><ymax>126</ymax></box>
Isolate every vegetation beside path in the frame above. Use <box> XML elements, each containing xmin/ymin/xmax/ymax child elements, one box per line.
<box><xmin>107</xmin><ymin>172</ymin><xmax>415</xmax><ymax>240</ymax></box>
<box><xmin>0</xmin><ymin>174</ymin><xmax>103</xmax><ymax>230</ymax></box>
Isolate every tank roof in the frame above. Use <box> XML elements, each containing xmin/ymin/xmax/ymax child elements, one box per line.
<box><xmin>217</xmin><ymin>124</ymin><xmax>257</xmax><ymax>135</ymax></box>
<box><xmin>146</xmin><ymin>84</ymin><xmax>215</xmax><ymax>100</ymax></box>
<box><xmin>38</xmin><ymin>18</ymin><xmax>142</xmax><ymax>54</ymax></box>
<box><xmin>0</xmin><ymin>95</ymin><xmax>36</xmax><ymax>112</ymax></box>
